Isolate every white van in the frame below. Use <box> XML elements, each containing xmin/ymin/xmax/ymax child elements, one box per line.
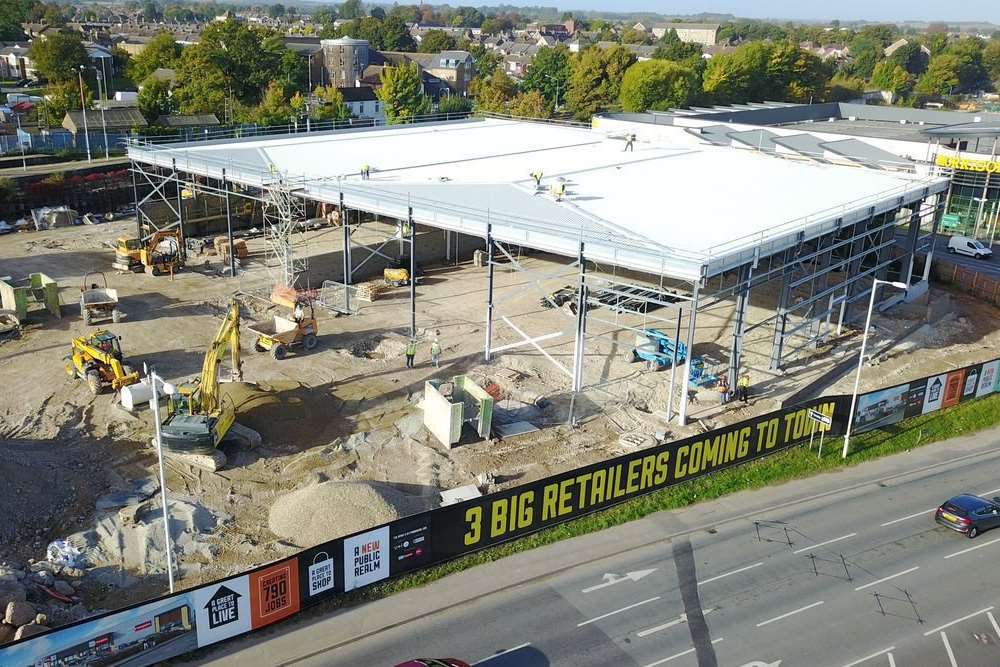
<box><xmin>947</xmin><ymin>235</ymin><xmax>993</xmax><ymax>260</ymax></box>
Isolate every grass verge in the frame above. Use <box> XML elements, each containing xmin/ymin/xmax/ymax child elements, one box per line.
<box><xmin>346</xmin><ymin>392</ymin><xmax>1000</xmax><ymax>603</ymax></box>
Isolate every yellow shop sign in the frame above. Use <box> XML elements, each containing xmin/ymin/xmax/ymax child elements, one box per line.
<box><xmin>936</xmin><ymin>153</ymin><xmax>1000</xmax><ymax>173</ymax></box>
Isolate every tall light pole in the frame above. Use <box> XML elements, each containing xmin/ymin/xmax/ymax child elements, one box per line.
<box><xmin>841</xmin><ymin>279</ymin><xmax>909</xmax><ymax>459</ymax></box>
<box><xmin>77</xmin><ymin>65</ymin><xmax>92</xmax><ymax>163</ymax></box>
<box><xmin>545</xmin><ymin>73</ymin><xmax>561</xmax><ymax>111</ymax></box>
<box><xmin>14</xmin><ymin>112</ymin><xmax>26</xmax><ymax>172</ymax></box>
<box><xmin>147</xmin><ymin>368</ymin><xmax>177</xmax><ymax>593</ymax></box>
<box><xmin>95</xmin><ymin>68</ymin><xmax>109</xmax><ymax>159</ymax></box>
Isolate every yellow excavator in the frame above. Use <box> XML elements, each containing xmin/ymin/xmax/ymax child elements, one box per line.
<box><xmin>113</xmin><ymin>229</ymin><xmax>184</xmax><ymax>276</ymax></box>
<box><xmin>159</xmin><ymin>299</ymin><xmax>245</xmax><ymax>457</ymax></box>
<box><xmin>66</xmin><ymin>330</ymin><xmax>140</xmax><ymax>395</ymax></box>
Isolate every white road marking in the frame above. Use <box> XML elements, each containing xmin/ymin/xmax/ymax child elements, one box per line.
<box><xmin>793</xmin><ymin>532</ymin><xmax>857</xmax><ymax>554</ymax></box>
<box><xmin>943</xmin><ymin>536</ymin><xmax>1000</xmax><ymax>559</ymax></box>
<box><xmin>980</xmin><ymin>487</ymin><xmax>1000</xmax><ymax>496</ymax></box>
<box><xmin>756</xmin><ymin>600</ymin><xmax>825</xmax><ymax>628</ymax></box>
<box><xmin>642</xmin><ymin>638</ymin><xmax>724</xmax><ymax>666</ymax></box>
<box><xmin>582</xmin><ymin>568</ymin><xmax>657</xmax><ymax>594</ymax></box>
<box><xmin>840</xmin><ymin>647</ymin><xmax>895</xmax><ymax>667</ymax></box>
<box><xmin>577</xmin><ymin>596</ymin><xmax>660</xmax><ymax>627</ymax></box>
<box><xmin>637</xmin><ymin>608</ymin><xmax>717</xmax><ymax>637</ymax></box>
<box><xmin>881</xmin><ymin>508</ymin><xmax>936</xmax><ymax>526</ymax></box>
<box><xmin>474</xmin><ymin>643</ymin><xmax>531</xmax><ymax>664</ymax></box>
<box><xmin>940</xmin><ymin>632</ymin><xmax>958</xmax><ymax>667</ymax></box>
<box><xmin>988</xmin><ymin>611</ymin><xmax>1000</xmax><ymax>639</ymax></box>
<box><xmin>854</xmin><ymin>566</ymin><xmax>920</xmax><ymax>591</ymax></box>
<box><xmin>923</xmin><ymin>606</ymin><xmax>995</xmax><ymax>635</ymax></box>
<box><xmin>698</xmin><ymin>562</ymin><xmax>763</xmax><ymax>585</ymax></box>
<box><xmin>887</xmin><ymin>652</ymin><xmax>896</xmax><ymax>667</ymax></box>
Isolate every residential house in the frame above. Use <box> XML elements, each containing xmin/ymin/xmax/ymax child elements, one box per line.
<box><xmin>504</xmin><ymin>54</ymin><xmax>531</xmax><ymax>78</ymax></box>
<box><xmin>337</xmin><ymin>86</ymin><xmax>385</xmax><ymax>123</ymax></box>
<box><xmin>595</xmin><ymin>41</ymin><xmax>657</xmax><ymax>61</ymax></box>
<box><xmin>884</xmin><ymin>38</ymin><xmax>931</xmax><ymax>58</ymax></box>
<box><xmin>0</xmin><ymin>44</ymin><xmax>34</xmax><ymax>80</ymax></box>
<box><xmin>640</xmin><ymin>22</ymin><xmax>720</xmax><ymax>46</ymax></box>
<box><xmin>800</xmin><ymin>42</ymin><xmax>850</xmax><ymax>61</ymax></box>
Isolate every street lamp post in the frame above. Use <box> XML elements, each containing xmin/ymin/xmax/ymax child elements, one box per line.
<box><xmin>545</xmin><ymin>74</ymin><xmax>561</xmax><ymax>111</ymax></box>
<box><xmin>95</xmin><ymin>69</ymin><xmax>110</xmax><ymax>159</ymax></box>
<box><xmin>147</xmin><ymin>368</ymin><xmax>177</xmax><ymax>593</ymax></box>
<box><xmin>841</xmin><ymin>279</ymin><xmax>909</xmax><ymax>459</ymax></box>
<box><xmin>14</xmin><ymin>112</ymin><xmax>26</xmax><ymax>172</ymax></box>
<box><xmin>77</xmin><ymin>66</ymin><xmax>92</xmax><ymax>163</ymax></box>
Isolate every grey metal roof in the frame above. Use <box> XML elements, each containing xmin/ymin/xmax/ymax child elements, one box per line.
<box><xmin>685</xmin><ymin>125</ymin><xmax>733</xmax><ymax>146</ymax></box>
<box><xmin>771</xmin><ymin>133</ymin><xmax>828</xmax><ymax>161</ymax></box>
<box><xmin>923</xmin><ymin>121</ymin><xmax>1000</xmax><ymax>138</ymax></box>
<box><xmin>820</xmin><ymin>139</ymin><xmax>914</xmax><ymax>169</ymax></box>
<box><xmin>727</xmin><ymin>129</ymin><xmax>780</xmax><ymax>151</ymax></box>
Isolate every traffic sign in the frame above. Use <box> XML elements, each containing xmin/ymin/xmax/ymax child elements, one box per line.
<box><xmin>807</xmin><ymin>409</ymin><xmax>832</xmax><ymax>427</ymax></box>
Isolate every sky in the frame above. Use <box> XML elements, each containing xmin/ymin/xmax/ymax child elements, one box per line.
<box><xmin>553</xmin><ymin>1</ymin><xmax>1000</xmax><ymax>24</ymax></box>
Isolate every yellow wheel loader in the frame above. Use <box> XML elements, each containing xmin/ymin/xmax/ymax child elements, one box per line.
<box><xmin>65</xmin><ymin>330</ymin><xmax>140</xmax><ymax>395</ymax></box>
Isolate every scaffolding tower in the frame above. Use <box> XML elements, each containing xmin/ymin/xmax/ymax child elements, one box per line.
<box><xmin>262</xmin><ymin>179</ymin><xmax>308</xmax><ymax>288</ymax></box>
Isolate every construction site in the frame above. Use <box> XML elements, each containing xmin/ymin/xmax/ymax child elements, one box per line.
<box><xmin>2</xmin><ymin>116</ymin><xmax>1000</xmax><ymax>640</ymax></box>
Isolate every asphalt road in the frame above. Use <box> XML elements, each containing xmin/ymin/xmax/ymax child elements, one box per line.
<box><xmin>899</xmin><ymin>231</ymin><xmax>1000</xmax><ymax>280</ymax></box>
<box><xmin>187</xmin><ymin>429</ymin><xmax>1000</xmax><ymax>667</ymax></box>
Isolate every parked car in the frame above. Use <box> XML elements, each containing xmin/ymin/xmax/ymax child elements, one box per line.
<box><xmin>935</xmin><ymin>494</ymin><xmax>1000</xmax><ymax>538</ymax></box>
<box><xmin>393</xmin><ymin>660</ymin><xmax>471</xmax><ymax>667</ymax></box>
<box><xmin>947</xmin><ymin>235</ymin><xmax>993</xmax><ymax>259</ymax></box>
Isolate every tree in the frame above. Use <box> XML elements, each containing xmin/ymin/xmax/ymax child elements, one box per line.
<box><xmin>566</xmin><ymin>45</ymin><xmax>636</xmax><ymax>121</ymax></box>
<box><xmin>887</xmin><ymin>40</ymin><xmax>928</xmax><ymax>76</ymax></box>
<box><xmin>369</xmin><ymin>5</ymin><xmax>385</xmax><ymax>20</ymax></box>
<box><xmin>40</xmin><ymin>80</ymin><xmax>91</xmax><ymax>124</ymax></box>
<box><xmin>311</xmin><ymin>85</ymin><xmax>350</xmax><ymax>120</ymax></box>
<box><xmin>381</xmin><ymin>15</ymin><xmax>416</xmax><ymax>51</ymax></box>
<box><xmin>127</xmin><ymin>31</ymin><xmax>181</xmax><ymax>84</ymax></box>
<box><xmin>859</xmin><ymin>24</ymin><xmax>896</xmax><ymax>47</ymax></box>
<box><xmin>509</xmin><ymin>90</ymin><xmax>552</xmax><ymax>118</ymax></box>
<box><xmin>338</xmin><ymin>0</ymin><xmax>363</xmax><ymax>20</ymax></box>
<box><xmin>621</xmin><ymin>27</ymin><xmax>650</xmax><ymax>45</ymax></box>
<box><xmin>438</xmin><ymin>94</ymin><xmax>473</xmax><ymax>114</ymax></box>
<box><xmin>653</xmin><ymin>29</ymin><xmax>702</xmax><ymax>61</ymax></box>
<box><xmin>766</xmin><ymin>43</ymin><xmax>830</xmax><ymax>103</ymax></box>
<box><xmin>29</xmin><ymin>31</ymin><xmax>89</xmax><ymax>83</ymax></box>
<box><xmin>471</xmin><ymin>69</ymin><xmax>517</xmax><ymax>113</ymax></box>
<box><xmin>268</xmin><ymin>4</ymin><xmax>286</xmax><ymax>19</ymax></box>
<box><xmin>870</xmin><ymin>61</ymin><xmax>911</xmax><ymax>98</ymax></box>
<box><xmin>249</xmin><ymin>80</ymin><xmax>293</xmax><ymax>125</ymax></box>
<box><xmin>468</xmin><ymin>43</ymin><xmax>501</xmax><ymax>78</ymax></box>
<box><xmin>945</xmin><ymin>38</ymin><xmax>990</xmax><ymax>92</ymax></box>
<box><xmin>419</xmin><ymin>29</ymin><xmax>457</xmax><ymax>53</ymax></box>
<box><xmin>846</xmin><ymin>35</ymin><xmax>882</xmax><ymax>80</ymax></box>
<box><xmin>138</xmin><ymin>76</ymin><xmax>174</xmax><ymax>122</ymax></box>
<box><xmin>376</xmin><ymin>62</ymin><xmax>431</xmax><ymax>123</ymax></box>
<box><xmin>985</xmin><ymin>40</ymin><xmax>1000</xmax><ymax>86</ymax></box>
<box><xmin>915</xmin><ymin>55</ymin><xmax>961</xmax><ymax>96</ymax></box>
<box><xmin>521</xmin><ymin>46</ymin><xmax>571</xmax><ymax>106</ymax></box>
<box><xmin>702</xmin><ymin>41</ymin><xmax>771</xmax><ymax>103</ymax></box>
<box><xmin>619</xmin><ymin>60</ymin><xmax>698</xmax><ymax>112</ymax></box>
<box><xmin>926</xmin><ymin>33</ymin><xmax>950</xmax><ymax>57</ymax></box>
<box><xmin>0</xmin><ymin>0</ymin><xmax>33</xmax><ymax>41</ymax></box>
<box><xmin>824</xmin><ymin>74</ymin><xmax>864</xmax><ymax>102</ymax></box>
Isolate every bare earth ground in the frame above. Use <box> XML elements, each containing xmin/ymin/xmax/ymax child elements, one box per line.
<box><xmin>1</xmin><ymin>218</ymin><xmax>998</xmax><ymax>618</ymax></box>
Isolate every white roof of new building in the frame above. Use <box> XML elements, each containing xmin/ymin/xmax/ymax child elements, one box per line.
<box><xmin>128</xmin><ymin>118</ymin><xmax>947</xmax><ymax>280</ymax></box>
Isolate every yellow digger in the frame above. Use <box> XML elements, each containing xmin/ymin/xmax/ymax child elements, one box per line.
<box><xmin>66</xmin><ymin>330</ymin><xmax>140</xmax><ymax>395</ymax></box>
<box><xmin>113</xmin><ymin>229</ymin><xmax>184</xmax><ymax>276</ymax></box>
<box><xmin>159</xmin><ymin>299</ymin><xmax>245</xmax><ymax>457</ymax></box>
<box><xmin>248</xmin><ymin>285</ymin><xmax>319</xmax><ymax>360</ymax></box>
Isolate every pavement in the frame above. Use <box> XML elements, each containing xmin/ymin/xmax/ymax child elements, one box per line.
<box><xmin>179</xmin><ymin>425</ymin><xmax>1000</xmax><ymax>667</ymax></box>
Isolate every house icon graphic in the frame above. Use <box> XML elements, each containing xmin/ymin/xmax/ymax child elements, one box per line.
<box><xmin>205</xmin><ymin>585</ymin><xmax>242</xmax><ymax>629</ymax></box>
<box><xmin>928</xmin><ymin>377</ymin><xmax>943</xmax><ymax>402</ymax></box>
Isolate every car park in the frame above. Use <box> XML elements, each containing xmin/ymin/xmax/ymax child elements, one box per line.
<box><xmin>935</xmin><ymin>494</ymin><xmax>1000</xmax><ymax>538</ymax></box>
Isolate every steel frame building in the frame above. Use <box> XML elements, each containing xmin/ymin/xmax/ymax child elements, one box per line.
<box><xmin>127</xmin><ymin>117</ymin><xmax>949</xmax><ymax>424</ymax></box>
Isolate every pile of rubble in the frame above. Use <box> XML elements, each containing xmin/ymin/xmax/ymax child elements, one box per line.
<box><xmin>0</xmin><ymin>561</ymin><xmax>91</xmax><ymax>645</ymax></box>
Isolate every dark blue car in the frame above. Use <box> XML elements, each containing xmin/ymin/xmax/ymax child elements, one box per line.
<box><xmin>936</xmin><ymin>494</ymin><xmax>1000</xmax><ymax>539</ymax></box>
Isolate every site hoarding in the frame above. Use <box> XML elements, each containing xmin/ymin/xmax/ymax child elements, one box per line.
<box><xmin>5</xmin><ymin>358</ymin><xmax>997</xmax><ymax>667</ymax></box>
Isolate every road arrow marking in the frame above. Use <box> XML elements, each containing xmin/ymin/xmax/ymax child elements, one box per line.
<box><xmin>637</xmin><ymin>607</ymin><xmax>717</xmax><ymax>637</ymax></box>
<box><xmin>582</xmin><ymin>568</ymin><xmax>657</xmax><ymax>593</ymax></box>
<box><xmin>740</xmin><ymin>661</ymin><xmax>782</xmax><ymax>667</ymax></box>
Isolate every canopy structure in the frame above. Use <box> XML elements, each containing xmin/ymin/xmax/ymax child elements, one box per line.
<box><xmin>127</xmin><ymin>117</ymin><xmax>947</xmax><ymax>281</ymax></box>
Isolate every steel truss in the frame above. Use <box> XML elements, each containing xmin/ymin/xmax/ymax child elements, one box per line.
<box><xmin>701</xmin><ymin>191</ymin><xmax>943</xmax><ymax>378</ymax></box>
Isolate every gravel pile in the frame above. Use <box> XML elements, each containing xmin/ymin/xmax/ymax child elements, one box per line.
<box><xmin>268</xmin><ymin>481</ymin><xmax>422</xmax><ymax>546</ymax></box>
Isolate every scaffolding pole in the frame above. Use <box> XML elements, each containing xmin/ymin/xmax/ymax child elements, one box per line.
<box><xmin>677</xmin><ymin>280</ymin><xmax>700</xmax><ymax>426</ymax></box>
<box><xmin>409</xmin><ymin>206</ymin><xmax>416</xmax><ymax>339</ymax></box>
<box><xmin>485</xmin><ymin>222</ymin><xmax>494</xmax><ymax>362</ymax></box>
<box><xmin>571</xmin><ymin>242</ymin><xmax>587</xmax><ymax>393</ymax></box>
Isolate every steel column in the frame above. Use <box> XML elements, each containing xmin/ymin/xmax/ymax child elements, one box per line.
<box><xmin>485</xmin><ymin>223</ymin><xmax>495</xmax><ymax>362</ymax></box>
<box><xmin>172</xmin><ymin>159</ymin><xmax>186</xmax><ymax>261</ymax></box>
<box><xmin>223</xmin><ymin>168</ymin><xmax>235</xmax><ymax>277</ymax></box>
<box><xmin>666</xmin><ymin>305</ymin><xmax>682</xmax><ymax>422</ymax></box>
<box><xmin>409</xmin><ymin>207</ymin><xmax>416</xmax><ymax>339</ymax></box>
<box><xmin>903</xmin><ymin>202</ymin><xmax>922</xmax><ymax>285</ymax></box>
<box><xmin>729</xmin><ymin>261</ymin><xmax>752</xmax><ymax>390</ymax></box>
<box><xmin>341</xmin><ymin>192</ymin><xmax>352</xmax><ymax>313</ymax></box>
<box><xmin>571</xmin><ymin>242</ymin><xmax>587</xmax><ymax>393</ymax></box>
<box><xmin>677</xmin><ymin>280</ymin><xmax>700</xmax><ymax>426</ymax></box>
